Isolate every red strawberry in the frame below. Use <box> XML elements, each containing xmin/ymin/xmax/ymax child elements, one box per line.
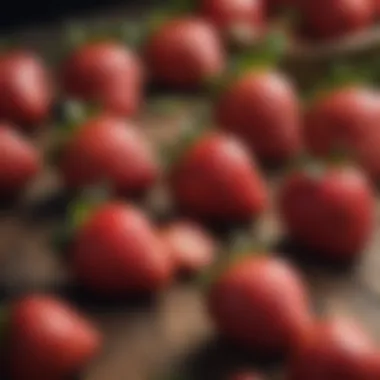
<box><xmin>160</xmin><ymin>220</ymin><xmax>217</xmax><ymax>275</ymax></box>
<box><xmin>304</xmin><ymin>87</ymin><xmax>380</xmax><ymax>156</ymax></box>
<box><xmin>376</xmin><ymin>0</ymin><xmax>380</xmax><ymax>16</ymax></box>
<box><xmin>71</xmin><ymin>202</ymin><xmax>173</xmax><ymax>295</ymax></box>
<box><xmin>297</xmin><ymin>0</ymin><xmax>375</xmax><ymax>40</ymax></box>
<box><xmin>59</xmin><ymin>114</ymin><xmax>158</xmax><ymax>196</ymax></box>
<box><xmin>208</xmin><ymin>256</ymin><xmax>312</xmax><ymax>356</ymax></box>
<box><xmin>8</xmin><ymin>294</ymin><xmax>101</xmax><ymax>380</ymax></box>
<box><xmin>145</xmin><ymin>17</ymin><xmax>226</xmax><ymax>89</ymax></box>
<box><xmin>279</xmin><ymin>164</ymin><xmax>375</xmax><ymax>261</ymax></box>
<box><xmin>0</xmin><ymin>123</ymin><xmax>40</xmax><ymax>196</ymax></box>
<box><xmin>0</xmin><ymin>50</ymin><xmax>53</xmax><ymax>128</ymax></box>
<box><xmin>215</xmin><ymin>70</ymin><xmax>302</xmax><ymax>164</ymax></box>
<box><xmin>304</xmin><ymin>87</ymin><xmax>380</xmax><ymax>181</ymax></box>
<box><xmin>61</xmin><ymin>42</ymin><xmax>143</xmax><ymax>116</ymax></box>
<box><xmin>287</xmin><ymin>317</ymin><xmax>380</xmax><ymax>380</ymax></box>
<box><xmin>200</xmin><ymin>0</ymin><xmax>265</xmax><ymax>44</ymax></box>
<box><xmin>169</xmin><ymin>132</ymin><xmax>268</xmax><ymax>223</ymax></box>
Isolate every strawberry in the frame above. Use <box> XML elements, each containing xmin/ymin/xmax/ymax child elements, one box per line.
<box><xmin>297</xmin><ymin>0</ymin><xmax>375</xmax><ymax>40</ymax></box>
<box><xmin>200</xmin><ymin>0</ymin><xmax>265</xmax><ymax>44</ymax></box>
<box><xmin>278</xmin><ymin>164</ymin><xmax>375</xmax><ymax>261</ymax></box>
<box><xmin>376</xmin><ymin>0</ymin><xmax>380</xmax><ymax>17</ymax></box>
<box><xmin>169</xmin><ymin>132</ymin><xmax>268</xmax><ymax>223</ymax></box>
<box><xmin>160</xmin><ymin>220</ymin><xmax>217</xmax><ymax>275</ymax></box>
<box><xmin>215</xmin><ymin>70</ymin><xmax>302</xmax><ymax>164</ymax></box>
<box><xmin>0</xmin><ymin>123</ymin><xmax>40</xmax><ymax>196</ymax></box>
<box><xmin>287</xmin><ymin>317</ymin><xmax>380</xmax><ymax>380</ymax></box>
<box><xmin>61</xmin><ymin>41</ymin><xmax>143</xmax><ymax>116</ymax></box>
<box><xmin>59</xmin><ymin>114</ymin><xmax>158</xmax><ymax>196</ymax></box>
<box><xmin>304</xmin><ymin>86</ymin><xmax>380</xmax><ymax>181</ymax></box>
<box><xmin>71</xmin><ymin>202</ymin><xmax>173</xmax><ymax>295</ymax></box>
<box><xmin>0</xmin><ymin>50</ymin><xmax>53</xmax><ymax>128</ymax></box>
<box><xmin>208</xmin><ymin>256</ymin><xmax>312</xmax><ymax>356</ymax></box>
<box><xmin>7</xmin><ymin>294</ymin><xmax>101</xmax><ymax>380</ymax></box>
<box><xmin>145</xmin><ymin>17</ymin><xmax>226</xmax><ymax>89</ymax></box>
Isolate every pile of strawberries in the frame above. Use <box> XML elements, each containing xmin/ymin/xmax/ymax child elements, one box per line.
<box><xmin>1</xmin><ymin>0</ymin><xmax>380</xmax><ymax>379</ymax></box>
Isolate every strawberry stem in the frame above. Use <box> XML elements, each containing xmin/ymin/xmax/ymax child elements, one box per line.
<box><xmin>230</xmin><ymin>28</ymin><xmax>288</xmax><ymax>77</ymax></box>
<box><xmin>163</xmin><ymin>0</ymin><xmax>197</xmax><ymax>16</ymax></box>
<box><xmin>196</xmin><ymin>227</ymin><xmax>268</xmax><ymax>291</ymax></box>
<box><xmin>160</xmin><ymin>103</ymin><xmax>212</xmax><ymax>169</ymax></box>
<box><xmin>53</xmin><ymin>185</ymin><xmax>112</xmax><ymax>255</ymax></box>
<box><xmin>54</xmin><ymin>100</ymin><xmax>101</xmax><ymax>147</ymax></box>
<box><xmin>302</xmin><ymin>61</ymin><xmax>372</xmax><ymax>104</ymax></box>
<box><xmin>117</xmin><ymin>22</ymin><xmax>147</xmax><ymax>49</ymax></box>
<box><xmin>69</xmin><ymin>185</ymin><xmax>112</xmax><ymax>228</ymax></box>
<box><xmin>64</xmin><ymin>22</ymin><xmax>88</xmax><ymax>51</ymax></box>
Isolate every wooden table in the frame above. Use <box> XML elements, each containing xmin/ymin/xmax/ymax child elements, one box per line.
<box><xmin>2</xmin><ymin>6</ymin><xmax>380</xmax><ymax>380</ymax></box>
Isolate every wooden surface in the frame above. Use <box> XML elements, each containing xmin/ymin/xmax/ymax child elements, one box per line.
<box><xmin>2</xmin><ymin>7</ymin><xmax>380</xmax><ymax>380</ymax></box>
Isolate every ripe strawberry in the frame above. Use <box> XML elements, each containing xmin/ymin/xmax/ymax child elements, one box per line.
<box><xmin>200</xmin><ymin>0</ymin><xmax>265</xmax><ymax>44</ymax></box>
<box><xmin>287</xmin><ymin>317</ymin><xmax>380</xmax><ymax>380</ymax></box>
<box><xmin>297</xmin><ymin>0</ymin><xmax>375</xmax><ymax>40</ymax></box>
<box><xmin>71</xmin><ymin>202</ymin><xmax>173</xmax><ymax>295</ymax></box>
<box><xmin>215</xmin><ymin>70</ymin><xmax>302</xmax><ymax>164</ymax></box>
<box><xmin>8</xmin><ymin>294</ymin><xmax>101</xmax><ymax>380</ymax></box>
<box><xmin>145</xmin><ymin>17</ymin><xmax>226</xmax><ymax>89</ymax></box>
<box><xmin>279</xmin><ymin>164</ymin><xmax>375</xmax><ymax>261</ymax></box>
<box><xmin>0</xmin><ymin>123</ymin><xmax>40</xmax><ymax>196</ymax></box>
<box><xmin>61</xmin><ymin>42</ymin><xmax>143</xmax><ymax>116</ymax></box>
<box><xmin>208</xmin><ymin>256</ymin><xmax>312</xmax><ymax>356</ymax></box>
<box><xmin>376</xmin><ymin>0</ymin><xmax>380</xmax><ymax>17</ymax></box>
<box><xmin>59</xmin><ymin>114</ymin><xmax>158</xmax><ymax>196</ymax></box>
<box><xmin>0</xmin><ymin>50</ymin><xmax>53</xmax><ymax>128</ymax></box>
<box><xmin>304</xmin><ymin>86</ymin><xmax>380</xmax><ymax>181</ymax></box>
<box><xmin>169</xmin><ymin>132</ymin><xmax>268</xmax><ymax>223</ymax></box>
<box><xmin>304</xmin><ymin>87</ymin><xmax>380</xmax><ymax>156</ymax></box>
<box><xmin>160</xmin><ymin>220</ymin><xmax>217</xmax><ymax>275</ymax></box>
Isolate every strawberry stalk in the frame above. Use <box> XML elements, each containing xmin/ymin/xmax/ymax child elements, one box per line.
<box><xmin>52</xmin><ymin>185</ymin><xmax>112</xmax><ymax>254</ymax></box>
<box><xmin>196</xmin><ymin>227</ymin><xmax>270</xmax><ymax>290</ymax></box>
<box><xmin>302</xmin><ymin>60</ymin><xmax>373</xmax><ymax>104</ymax></box>
<box><xmin>207</xmin><ymin>28</ymin><xmax>289</xmax><ymax>98</ymax></box>
<box><xmin>50</xmin><ymin>99</ymin><xmax>100</xmax><ymax>166</ymax></box>
<box><xmin>160</xmin><ymin>101</ymin><xmax>212</xmax><ymax>169</ymax></box>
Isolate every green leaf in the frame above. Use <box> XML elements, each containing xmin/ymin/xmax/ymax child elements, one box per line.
<box><xmin>145</xmin><ymin>0</ymin><xmax>196</xmax><ymax>36</ymax></box>
<box><xmin>147</xmin><ymin>96</ymin><xmax>187</xmax><ymax>117</ymax></box>
<box><xmin>145</xmin><ymin>10</ymin><xmax>173</xmax><ymax>36</ymax></box>
<box><xmin>260</xmin><ymin>28</ymin><xmax>288</xmax><ymax>63</ymax></box>
<box><xmin>164</xmin><ymin>0</ymin><xmax>196</xmax><ymax>15</ymax></box>
<box><xmin>117</xmin><ymin>22</ymin><xmax>147</xmax><ymax>49</ymax></box>
<box><xmin>303</xmin><ymin>61</ymin><xmax>372</xmax><ymax>104</ymax></box>
<box><xmin>205</xmin><ymin>74</ymin><xmax>231</xmax><ymax>98</ymax></box>
<box><xmin>161</xmin><ymin>104</ymin><xmax>212</xmax><ymax>169</ymax></box>
<box><xmin>195</xmin><ymin>229</ymin><xmax>267</xmax><ymax>291</ymax></box>
<box><xmin>64</xmin><ymin>22</ymin><xmax>88</xmax><ymax>51</ymax></box>
<box><xmin>231</xmin><ymin>29</ymin><xmax>288</xmax><ymax>76</ymax></box>
<box><xmin>283</xmin><ymin>153</ymin><xmax>316</xmax><ymax>174</ymax></box>
<box><xmin>68</xmin><ymin>185</ymin><xmax>112</xmax><ymax>229</ymax></box>
<box><xmin>56</xmin><ymin>100</ymin><xmax>101</xmax><ymax>136</ymax></box>
<box><xmin>195</xmin><ymin>249</ymin><xmax>260</xmax><ymax>291</ymax></box>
